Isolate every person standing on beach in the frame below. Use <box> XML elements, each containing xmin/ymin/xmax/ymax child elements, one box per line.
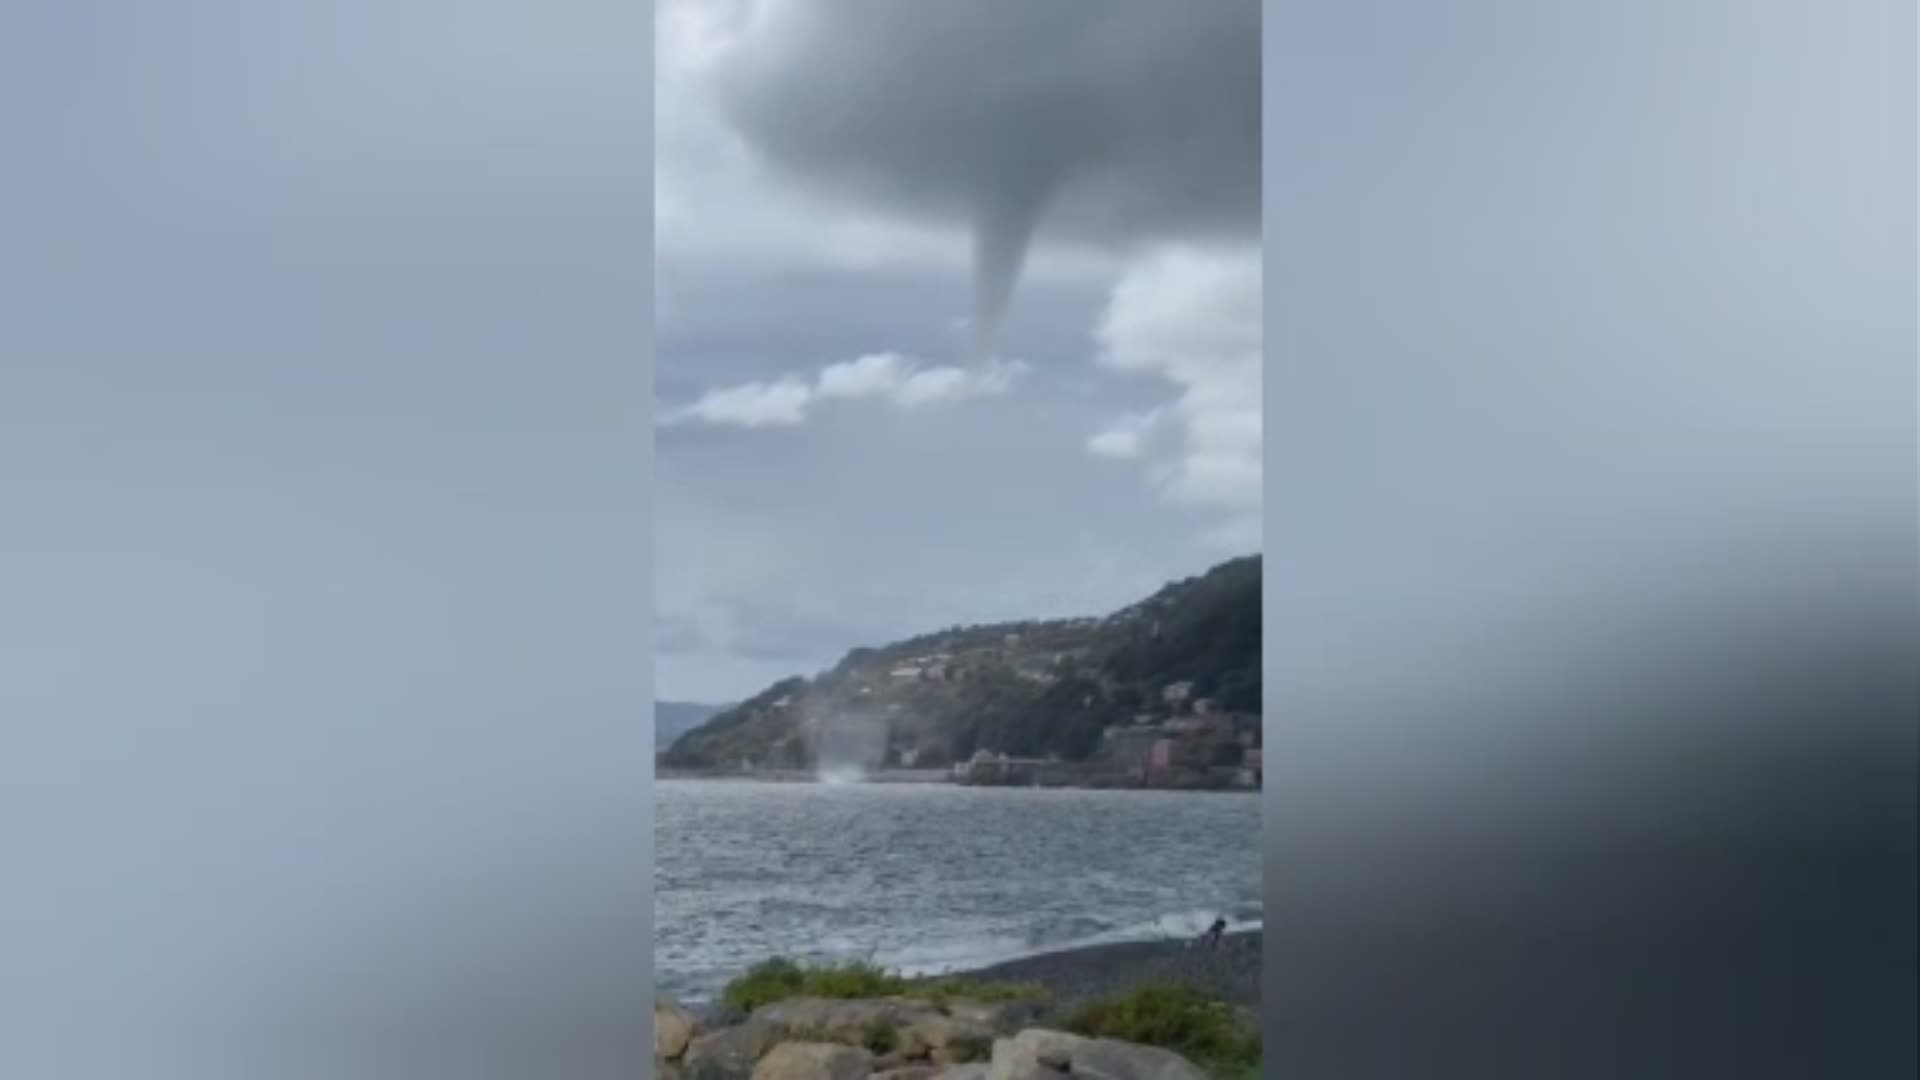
<box><xmin>1201</xmin><ymin>918</ymin><xmax>1228</xmax><ymax>950</ymax></box>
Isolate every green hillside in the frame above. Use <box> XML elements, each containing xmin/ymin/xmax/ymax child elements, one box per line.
<box><xmin>661</xmin><ymin>556</ymin><xmax>1260</xmax><ymax>770</ymax></box>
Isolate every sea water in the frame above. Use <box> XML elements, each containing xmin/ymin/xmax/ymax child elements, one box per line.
<box><xmin>655</xmin><ymin>780</ymin><xmax>1262</xmax><ymax>1002</ymax></box>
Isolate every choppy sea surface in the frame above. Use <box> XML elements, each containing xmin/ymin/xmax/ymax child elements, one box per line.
<box><xmin>655</xmin><ymin>780</ymin><xmax>1262</xmax><ymax>1003</ymax></box>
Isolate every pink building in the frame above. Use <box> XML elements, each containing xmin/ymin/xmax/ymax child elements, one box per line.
<box><xmin>1148</xmin><ymin>739</ymin><xmax>1176</xmax><ymax>770</ymax></box>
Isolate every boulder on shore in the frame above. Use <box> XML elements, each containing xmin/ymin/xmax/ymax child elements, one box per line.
<box><xmin>745</xmin><ymin>995</ymin><xmax>999</xmax><ymax>1063</ymax></box>
<box><xmin>657</xmin><ymin>1000</ymin><xmax>701</xmax><ymax>1061</ymax></box>
<box><xmin>1068</xmin><ymin>1038</ymin><xmax>1209</xmax><ymax>1080</ymax></box>
<box><xmin>988</xmin><ymin>1029</ymin><xmax>1088</xmax><ymax>1080</ymax></box>
<box><xmin>754</xmin><ymin>996</ymin><xmax>923</xmax><ymax>1040</ymax></box>
<box><xmin>750</xmin><ymin>1041</ymin><xmax>873</xmax><ymax>1080</ymax></box>
<box><xmin>904</xmin><ymin>1013</ymin><xmax>995</xmax><ymax>1056</ymax></box>
<box><xmin>671</xmin><ymin>993</ymin><xmax>1218</xmax><ymax>1079</ymax></box>
<box><xmin>683</xmin><ymin>1018</ymin><xmax>787</xmax><ymax>1080</ymax></box>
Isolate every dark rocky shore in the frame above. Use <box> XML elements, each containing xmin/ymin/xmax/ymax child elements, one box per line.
<box><xmin>956</xmin><ymin>930</ymin><xmax>1261</xmax><ymax>1013</ymax></box>
<box><xmin>657</xmin><ymin>932</ymin><xmax>1263</xmax><ymax>1077</ymax></box>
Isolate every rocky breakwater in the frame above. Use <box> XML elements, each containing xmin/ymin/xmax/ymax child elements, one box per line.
<box><xmin>654</xmin><ymin>996</ymin><xmax>1215</xmax><ymax>1080</ymax></box>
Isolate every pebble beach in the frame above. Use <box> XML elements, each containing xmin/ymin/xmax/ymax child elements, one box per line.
<box><xmin>955</xmin><ymin>930</ymin><xmax>1262</xmax><ymax>1012</ymax></box>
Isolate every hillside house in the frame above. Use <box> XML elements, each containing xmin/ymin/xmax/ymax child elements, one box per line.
<box><xmin>1100</xmin><ymin>726</ymin><xmax>1162</xmax><ymax>767</ymax></box>
<box><xmin>1148</xmin><ymin>739</ymin><xmax>1176</xmax><ymax>770</ymax></box>
<box><xmin>958</xmin><ymin>749</ymin><xmax>1051</xmax><ymax>785</ymax></box>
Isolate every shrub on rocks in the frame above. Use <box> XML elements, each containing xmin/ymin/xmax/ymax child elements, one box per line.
<box><xmin>720</xmin><ymin>956</ymin><xmax>1048</xmax><ymax>1014</ymax></box>
<box><xmin>862</xmin><ymin>1019</ymin><xmax>900</xmax><ymax>1056</ymax></box>
<box><xmin>1063</xmin><ymin>983</ymin><xmax>1259</xmax><ymax>1078</ymax></box>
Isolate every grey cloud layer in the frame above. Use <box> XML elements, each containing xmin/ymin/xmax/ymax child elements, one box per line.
<box><xmin>711</xmin><ymin>0</ymin><xmax>1260</xmax><ymax>357</ymax></box>
<box><xmin>653</xmin><ymin>1</ymin><xmax>1263</xmax><ymax>699</ymax></box>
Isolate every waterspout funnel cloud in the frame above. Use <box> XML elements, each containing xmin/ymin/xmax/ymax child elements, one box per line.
<box><xmin>708</xmin><ymin>0</ymin><xmax>1262</xmax><ymax>360</ymax></box>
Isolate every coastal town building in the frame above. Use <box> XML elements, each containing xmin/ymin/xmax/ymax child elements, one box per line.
<box><xmin>956</xmin><ymin>749</ymin><xmax>1053</xmax><ymax>785</ymax></box>
<box><xmin>1148</xmin><ymin>738</ymin><xmax>1176</xmax><ymax>771</ymax></box>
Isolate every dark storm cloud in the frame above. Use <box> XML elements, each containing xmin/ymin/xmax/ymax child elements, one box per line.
<box><xmin>713</xmin><ymin>0</ymin><xmax>1260</xmax><ymax>360</ymax></box>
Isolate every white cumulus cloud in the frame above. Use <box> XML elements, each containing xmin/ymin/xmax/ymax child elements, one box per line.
<box><xmin>815</xmin><ymin>352</ymin><xmax>913</xmax><ymax>400</ymax></box>
<box><xmin>663</xmin><ymin>376</ymin><xmax>814</xmax><ymax>428</ymax></box>
<box><xmin>1086</xmin><ymin>408</ymin><xmax>1165</xmax><ymax>460</ymax></box>
<box><xmin>663</xmin><ymin>352</ymin><xmax>1025</xmax><ymax>429</ymax></box>
<box><xmin>1089</xmin><ymin>247</ymin><xmax>1262</xmax><ymax>546</ymax></box>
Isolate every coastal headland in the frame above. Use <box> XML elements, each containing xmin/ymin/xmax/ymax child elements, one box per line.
<box><xmin>660</xmin><ymin>557</ymin><xmax>1262</xmax><ymax>793</ymax></box>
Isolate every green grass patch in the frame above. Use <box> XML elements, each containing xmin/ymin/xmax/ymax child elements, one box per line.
<box><xmin>721</xmin><ymin>956</ymin><xmax>1049</xmax><ymax>1013</ymax></box>
<box><xmin>912</xmin><ymin>975</ymin><xmax>1052</xmax><ymax>1007</ymax></box>
<box><xmin>721</xmin><ymin>957</ymin><xmax>901</xmax><ymax>1011</ymax></box>
<box><xmin>1065</xmin><ymin>982</ymin><xmax>1261</xmax><ymax>1077</ymax></box>
<box><xmin>795</xmin><ymin>961</ymin><xmax>908</xmax><ymax>1001</ymax></box>
<box><xmin>721</xmin><ymin>957</ymin><xmax>808</xmax><ymax>1011</ymax></box>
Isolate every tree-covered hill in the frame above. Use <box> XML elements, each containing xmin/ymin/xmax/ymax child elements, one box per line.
<box><xmin>661</xmin><ymin>556</ymin><xmax>1260</xmax><ymax>770</ymax></box>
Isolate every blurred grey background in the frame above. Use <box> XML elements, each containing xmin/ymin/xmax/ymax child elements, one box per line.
<box><xmin>1265</xmin><ymin>1</ymin><xmax>1914</xmax><ymax>1077</ymax></box>
<box><xmin>1</xmin><ymin>4</ymin><xmax>652</xmax><ymax>1078</ymax></box>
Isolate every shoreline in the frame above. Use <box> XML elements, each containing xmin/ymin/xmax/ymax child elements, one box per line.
<box><xmin>679</xmin><ymin>931</ymin><xmax>1262</xmax><ymax>1019</ymax></box>
<box><xmin>951</xmin><ymin>930</ymin><xmax>1262</xmax><ymax>1012</ymax></box>
<box><xmin>657</xmin><ymin>772</ymin><xmax>1261</xmax><ymax>795</ymax></box>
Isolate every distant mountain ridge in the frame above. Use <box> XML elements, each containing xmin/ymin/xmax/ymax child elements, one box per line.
<box><xmin>662</xmin><ymin>556</ymin><xmax>1259</xmax><ymax>770</ymax></box>
<box><xmin>655</xmin><ymin>701</ymin><xmax>730</xmax><ymax>749</ymax></box>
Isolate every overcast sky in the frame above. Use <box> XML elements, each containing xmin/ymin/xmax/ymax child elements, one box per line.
<box><xmin>655</xmin><ymin>0</ymin><xmax>1264</xmax><ymax>702</ymax></box>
